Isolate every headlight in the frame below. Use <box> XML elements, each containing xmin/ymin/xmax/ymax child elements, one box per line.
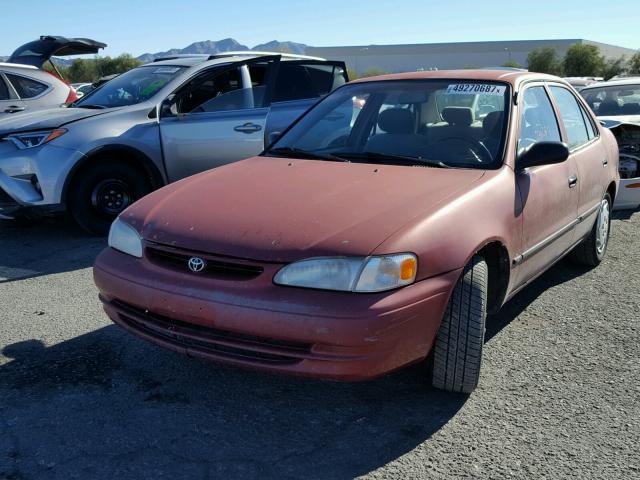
<box><xmin>4</xmin><ymin>129</ymin><xmax>67</xmax><ymax>149</ymax></box>
<box><xmin>274</xmin><ymin>253</ymin><xmax>417</xmax><ymax>292</ymax></box>
<box><xmin>108</xmin><ymin>218</ymin><xmax>143</xmax><ymax>258</ymax></box>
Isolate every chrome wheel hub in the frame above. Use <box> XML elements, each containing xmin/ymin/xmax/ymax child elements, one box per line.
<box><xmin>595</xmin><ymin>199</ymin><xmax>610</xmax><ymax>255</ymax></box>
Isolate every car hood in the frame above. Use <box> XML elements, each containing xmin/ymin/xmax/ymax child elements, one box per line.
<box><xmin>0</xmin><ymin>107</ymin><xmax>120</xmax><ymax>135</ymax></box>
<box><xmin>599</xmin><ymin>115</ymin><xmax>640</xmax><ymax>126</ymax></box>
<box><xmin>124</xmin><ymin>156</ymin><xmax>485</xmax><ymax>263</ymax></box>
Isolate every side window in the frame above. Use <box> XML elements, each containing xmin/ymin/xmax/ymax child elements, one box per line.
<box><xmin>176</xmin><ymin>67</ymin><xmax>246</xmax><ymax>114</ymax></box>
<box><xmin>578</xmin><ymin>102</ymin><xmax>598</xmax><ymax>140</ymax></box>
<box><xmin>5</xmin><ymin>74</ymin><xmax>48</xmax><ymax>99</ymax></box>
<box><xmin>549</xmin><ymin>86</ymin><xmax>590</xmax><ymax>149</ymax></box>
<box><xmin>272</xmin><ymin>63</ymin><xmax>344</xmax><ymax>103</ymax></box>
<box><xmin>518</xmin><ymin>86</ymin><xmax>562</xmax><ymax>154</ymax></box>
<box><xmin>0</xmin><ymin>76</ymin><xmax>10</xmax><ymax>100</ymax></box>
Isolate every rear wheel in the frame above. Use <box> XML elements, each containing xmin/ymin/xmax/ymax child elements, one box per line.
<box><xmin>68</xmin><ymin>161</ymin><xmax>152</xmax><ymax>235</ymax></box>
<box><xmin>431</xmin><ymin>255</ymin><xmax>488</xmax><ymax>394</ymax></box>
<box><xmin>571</xmin><ymin>193</ymin><xmax>611</xmax><ymax>267</ymax></box>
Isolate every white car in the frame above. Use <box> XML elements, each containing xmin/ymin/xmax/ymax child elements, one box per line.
<box><xmin>581</xmin><ymin>79</ymin><xmax>640</xmax><ymax>210</ymax></box>
<box><xmin>1</xmin><ymin>36</ymin><xmax>105</xmax><ymax>118</ymax></box>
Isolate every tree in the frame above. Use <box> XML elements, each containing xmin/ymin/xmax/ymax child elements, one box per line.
<box><xmin>526</xmin><ymin>47</ymin><xmax>563</xmax><ymax>75</ymax></box>
<box><xmin>502</xmin><ymin>60</ymin><xmax>523</xmax><ymax>69</ymax></box>
<box><xmin>630</xmin><ymin>52</ymin><xmax>640</xmax><ymax>74</ymax></box>
<box><xmin>563</xmin><ymin>43</ymin><xmax>604</xmax><ymax>77</ymax></box>
<box><xmin>601</xmin><ymin>56</ymin><xmax>628</xmax><ymax>80</ymax></box>
<box><xmin>65</xmin><ymin>54</ymin><xmax>142</xmax><ymax>83</ymax></box>
<box><xmin>346</xmin><ymin>67</ymin><xmax>359</xmax><ymax>80</ymax></box>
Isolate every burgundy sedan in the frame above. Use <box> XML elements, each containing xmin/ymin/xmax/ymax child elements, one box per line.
<box><xmin>94</xmin><ymin>70</ymin><xmax>619</xmax><ymax>393</ymax></box>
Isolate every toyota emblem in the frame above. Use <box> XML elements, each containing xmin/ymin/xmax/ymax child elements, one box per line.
<box><xmin>188</xmin><ymin>257</ymin><xmax>206</xmax><ymax>273</ymax></box>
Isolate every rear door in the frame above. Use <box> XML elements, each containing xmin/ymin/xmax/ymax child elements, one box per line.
<box><xmin>159</xmin><ymin>56</ymin><xmax>280</xmax><ymax>181</ymax></box>
<box><xmin>266</xmin><ymin>61</ymin><xmax>348</xmax><ymax>138</ymax></box>
<box><xmin>547</xmin><ymin>84</ymin><xmax>608</xmax><ymax>240</ymax></box>
<box><xmin>0</xmin><ymin>72</ymin><xmax>26</xmax><ymax>116</ymax></box>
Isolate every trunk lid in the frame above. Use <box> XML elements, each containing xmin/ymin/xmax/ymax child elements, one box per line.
<box><xmin>8</xmin><ymin>36</ymin><xmax>107</xmax><ymax>69</ymax></box>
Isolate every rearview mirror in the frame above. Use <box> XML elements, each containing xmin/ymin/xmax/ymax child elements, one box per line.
<box><xmin>517</xmin><ymin>141</ymin><xmax>569</xmax><ymax>171</ymax></box>
<box><xmin>267</xmin><ymin>131</ymin><xmax>282</xmax><ymax>147</ymax></box>
<box><xmin>159</xmin><ymin>95</ymin><xmax>176</xmax><ymax>118</ymax></box>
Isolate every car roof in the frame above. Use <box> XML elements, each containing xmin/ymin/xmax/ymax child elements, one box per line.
<box><xmin>349</xmin><ymin>69</ymin><xmax>569</xmax><ymax>90</ymax></box>
<box><xmin>581</xmin><ymin>77</ymin><xmax>640</xmax><ymax>90</ymax></box>
<box><xmin>147</xmin><ymin>51</ymin><xmax>325</xmax><ymax>68</ymax></box>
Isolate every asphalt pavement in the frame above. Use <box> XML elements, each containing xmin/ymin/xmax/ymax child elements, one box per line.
<box><xmin>0</xmin><ymin>212</ymin><xmax>638</xmax><ymax>479</ymax></box>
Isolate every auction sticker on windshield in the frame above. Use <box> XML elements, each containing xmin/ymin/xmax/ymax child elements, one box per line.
<box><xmin>153</xmin><ymin>67</ymin><xmax>181</xmax><ymax>74</ymax></box>
<box><xmin>446</xmin><ymin>84</ymin><xmax>506</xmax><ymax>95</ymax></box>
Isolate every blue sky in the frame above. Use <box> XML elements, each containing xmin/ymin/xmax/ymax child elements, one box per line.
<box><xmin>2</xmin><ymin>0</ymin><xmax>638</xmax><ymax>56</ymax></box>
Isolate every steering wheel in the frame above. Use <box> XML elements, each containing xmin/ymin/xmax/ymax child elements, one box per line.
<box><xmin>438</xmin><ymin>137</ymin><xmax>494</xmax><ymax>163</ymax></box>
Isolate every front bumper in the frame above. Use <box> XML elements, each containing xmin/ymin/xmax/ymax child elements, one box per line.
<box><xmin>0</xmin><ymin>140</ymin><xmax>85</xmax><ymax>209</ymax></box>
<box><xmin>613</xmin><ymin>178</ymin><xmax>640</xmax><ymax>210</ymax></box>
<box><xmin>94</xmin><ymin>247</ymin><xmax>461</xmax><ymax>381</ymax></box>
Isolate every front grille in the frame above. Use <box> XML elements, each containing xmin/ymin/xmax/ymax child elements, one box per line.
<box><xmin>146</xmin><ymin>243</ymin><xmax>263</xmax><ymax>280</ymax></box>
<box><xmin>110</xmin><ymin>299</ymin><xmax>310</xmax><ymax>365</ymax></box>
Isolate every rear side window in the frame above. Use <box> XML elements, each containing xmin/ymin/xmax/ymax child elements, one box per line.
<box><xmin>273</xmin><ymin>63</ymin><xmax>345</xmax><ymax>102</ymax></box>
<box><xmin>6</xmin><ymin>74</ymin><xmax>48</xmax><ymax>99</ymax></box>
<box><xmin>0</xmin><ymin>76</ymin><xmax>9</xmax><ymax>100</ymax></box>
<box><xmin>518</xmin><ymin>86</ymin><xmax>562</xmax><ymax>154</ymax></box>
<box><xmin>549</xmin><ymin>86</ymin><xmax>590</xmax><ymax>149</ymax></box>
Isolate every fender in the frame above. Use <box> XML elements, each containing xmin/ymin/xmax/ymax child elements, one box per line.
<box><xmin>61</xmin><ymin>144</ymin><xmax>166</xmax><ymax>204</ymax></box>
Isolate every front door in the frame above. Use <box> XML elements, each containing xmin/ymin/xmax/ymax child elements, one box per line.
<box><xmin>160</xmin><ymin>56</ymin><xmax>280</xmax><ymax>181</ymax></box>
<box><xmin>513</xmin><ymin>84</ymin><xmax>579</xmax><ymax>287</ymax></box>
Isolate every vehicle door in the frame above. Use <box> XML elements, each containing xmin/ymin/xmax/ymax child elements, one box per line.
<box><xmin>266</xmin><ymin>61</ymin><xmax>348</xmax><ymax>139</ymax></box>
<box><xmin>5</xmin><ymin>72</ymin><xmax>51</xmax><ymax>113</ymax></box>
<box><xmin>513</xmin><ymin>84</ymin><xmax>579</xmax><ymax>287</ymax></box>
<box><xmin>548</xmin><ymin>84</ymin><xmax>608</xmax><ymax>240</ymax></box>
<box><xmin>159</xmin><ymin>56</ymin><xmax>280</xmax><ymax>181</ymax></box>
<box><xmin>0</xmin><ymin>72</ymin><xmax>26</xmax><ymax>116</ymax></box>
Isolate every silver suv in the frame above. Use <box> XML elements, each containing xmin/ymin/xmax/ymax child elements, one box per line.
<box><xmin>1</xmin><ymin>36</ymin><xmax>106</xmax><ymax>118</ymax></box>
<box><xmin>0</xmin><ymin>52</ymin><xmax>347</xmax><ymax>233</ymax></box>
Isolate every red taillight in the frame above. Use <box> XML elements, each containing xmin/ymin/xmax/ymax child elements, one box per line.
<box><xmin>65</xmin><ymin>87</ymin><xmax>78</xmax><ymax>104</ymax></box>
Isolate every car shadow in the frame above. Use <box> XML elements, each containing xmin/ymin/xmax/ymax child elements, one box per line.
<box><xmin>0</xmin><ymin>216</ymin><xmax>104</xmax><ymax>283</ymax></box>
<box><xmin>0</xmin><ymin>326</ymin><xmax>466</xmax><ymax>479</ymax></box>
<box><xmin>486</xmin><ymin>257</ymin><xmax>591</xmax><ymax>341</ymax></box>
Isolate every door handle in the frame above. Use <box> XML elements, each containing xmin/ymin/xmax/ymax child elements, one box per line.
<box><xmin>568</xmin><ymin>175</ymin><xmax>578</xmax><ymax>188</ymax></box>
<box><xmin>233</xmin><ymin>122</ymin><xmax>262</xmax><ymax>134</ymax></box>
<box><xmin>4</xmin><ymin>106</ymin><xmax>25</xmax><ymax>113</ymax></box>
<box><xmin>602</xmin><ymin>158</ymin><xmax>608</xmax><ymax>167</ymax></box>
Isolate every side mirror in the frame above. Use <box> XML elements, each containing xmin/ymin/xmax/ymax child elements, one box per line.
<box><xmin>517</xmin><ymin>141</ymin><xmax>569</xmax><ymax>171</ymax></box>
<box><xmin>267</xmin><ymin>131</ymin><xmax>282</xmax><ymax>147</ymax></box>
<box><xmin>159</xmin><ymin>95</ymin><xmax>176</xmax><ymax>118</ymax></box>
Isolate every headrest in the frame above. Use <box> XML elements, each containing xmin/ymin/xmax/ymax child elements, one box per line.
<box><xmin>483</xmin><ymin>111</ymin><xmax>503</xmax><ymax>135</ymax></box>
<box><xmin>442</xmin><ymin>107</ymin><xmax>473</xmax><ymax>126</ymax></box>
<box><xmin>378</xmin><ymin>108</ymin><xmax>414</xmax><ymax>134</ymax></box>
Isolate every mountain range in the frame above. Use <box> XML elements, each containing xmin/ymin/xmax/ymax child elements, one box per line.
<box><xmin>1</xmin><ymin>38</ymin><xmax>309</xmax><ymax>65</ymax></box>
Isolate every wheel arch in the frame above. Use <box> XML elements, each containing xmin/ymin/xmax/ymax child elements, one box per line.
<box><xmin>606</xmin><ymin>181</ymin><xmax>616</xmax><ymax>203</ymax></box>
<box><xmin>62</xmin><ymin>145</ymin><xmax>165</xmax><ymax>206</ymax></box>
<box><xmin>471</xmin><ymin>240</ymin><xmax>511</xmax><ymax>314</ymax></box>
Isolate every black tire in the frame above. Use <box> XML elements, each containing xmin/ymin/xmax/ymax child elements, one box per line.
<box><xmin>571</xmin><ymin>193</ymin><xmax>612</xmax><ymax>267</ymax></box>
<box><xmin>431</xmin><ymin>255</ymin><xmax>488</xmax><ymax>394</ymax></box>
<box><xmin>68</xmin><ymin>161</ymin><xmax>152</xmax><ymax>235</ymax></box>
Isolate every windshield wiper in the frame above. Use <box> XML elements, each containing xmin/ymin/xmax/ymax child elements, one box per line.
<box><xmin>265</xmin><ymin>147</ymin><xmax>347</xmax><ymax>162</ymax></box>
<box><xmin>329</xmin><ymin>151</ymin><xmax>450</xmax><ymax>168</ymax></box>
<box><xmin>74</xmin><ymin>104</ymin><xmax>107</xmax><ymax>109</ymax></box>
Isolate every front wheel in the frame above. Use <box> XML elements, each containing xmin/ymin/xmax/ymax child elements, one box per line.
<box><xmin>68</xmin><ymin>161</ymin><xmax>152</xmax><ymax>235</ymax></box>
<box><xmin>571</xmin><ymin>193</ymin><xmax>612</xmax><ymax>267</ymax></box>
<box><xmin>430</xmin><ymin>255</ymin><xmax>488</xmax><ymax>394</ymax></box>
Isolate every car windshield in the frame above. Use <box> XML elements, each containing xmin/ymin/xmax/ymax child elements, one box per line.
<box><xmin>580</xmin><ymin>84</ymin><xmax>640</xmax><ymax>117</ymax></box>
<box><xmin>265</xmin><ymin>80</ymin><xmax>510</xmax><ymax>168</ymax></box>
<box><xmin>74</xmin><ymin>65</ymin><xmax>186</xmax><ymax>108</ymax></box>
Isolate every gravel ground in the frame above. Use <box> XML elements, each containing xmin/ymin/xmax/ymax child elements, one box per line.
<box><xmin>0</xmin><ymin>212</ymin><xmax>638</xmax><ymax>480</ymax></box>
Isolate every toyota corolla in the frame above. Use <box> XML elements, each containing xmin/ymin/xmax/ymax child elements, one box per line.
<box><xmin>94</xmin><ymin>70</ymin><xmax>619</xmax><ymax>393</ymax></box>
